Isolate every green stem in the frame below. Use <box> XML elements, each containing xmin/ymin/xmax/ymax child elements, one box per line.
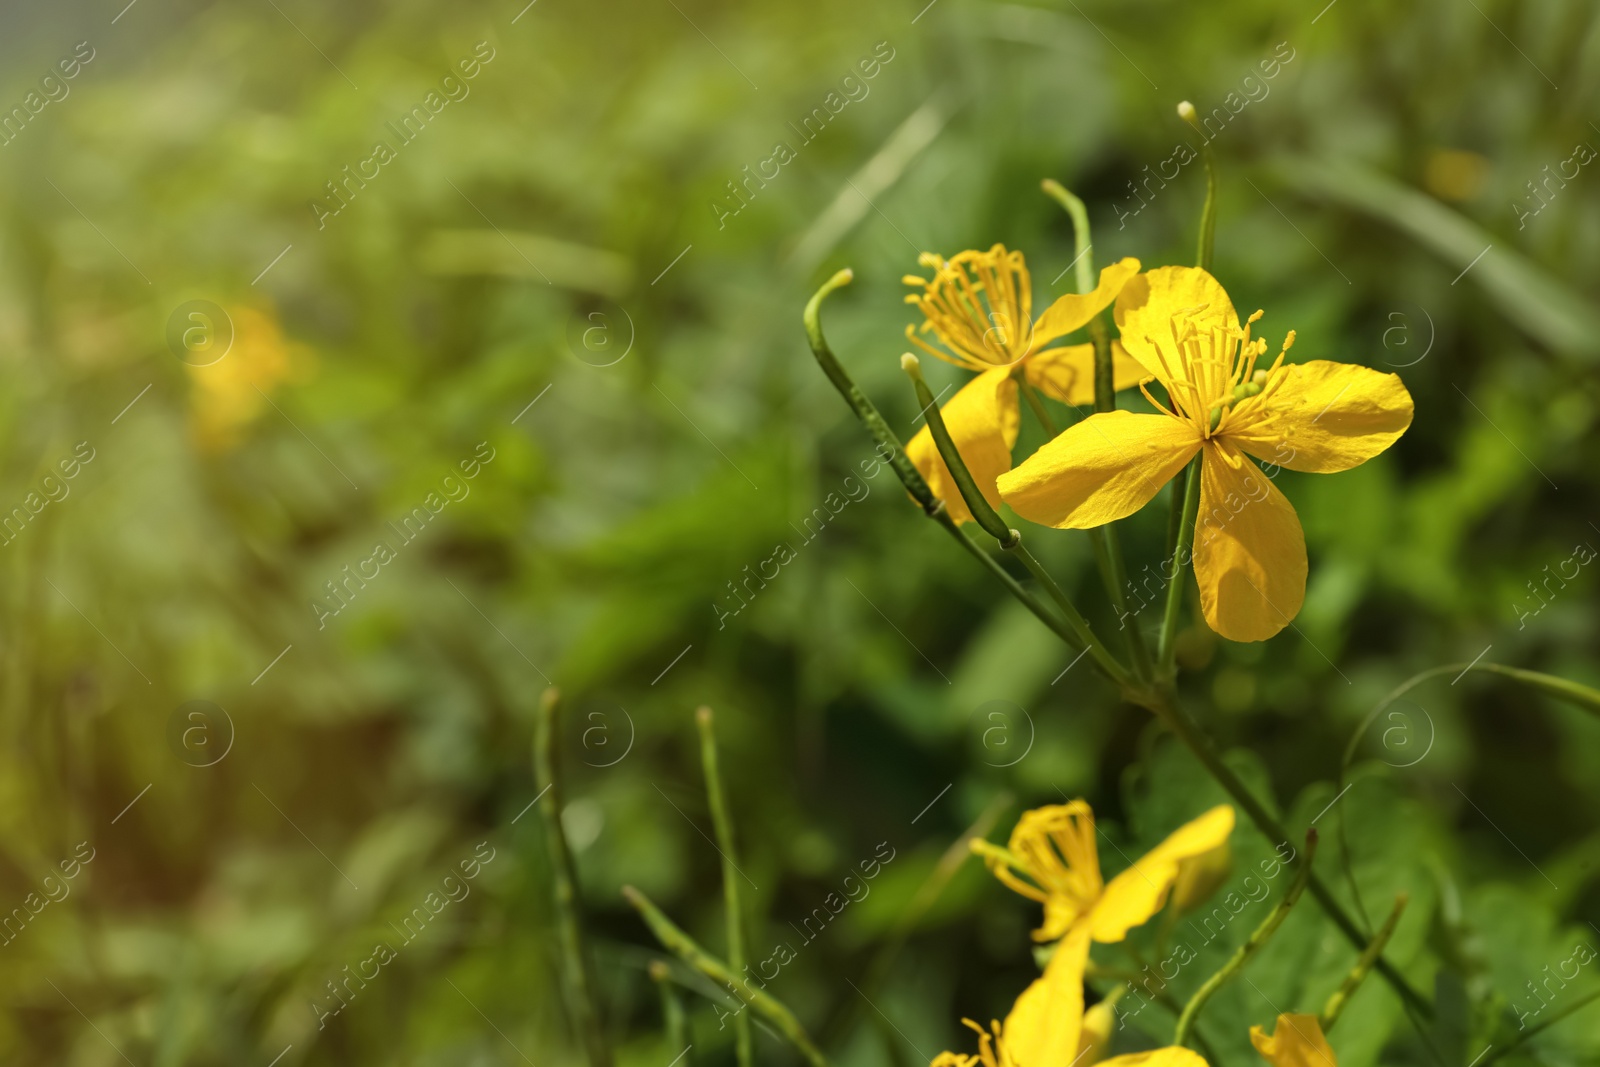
<box><xmin>804</xmin><ymin>268</ymin><xmax>940</xmax><ymax>513</ymax></box>
<box><xmin>1115</xmin><ymin>942</ymin><xmax>1223</xmax><ymax>1065</ymax></box>
<box><xmin>1137</xmin><ymin>687</ymin><xmax>1434</xmax><ymax>1019</ymax></box>
<box><xmin>1040</xmin><ymin>180</ymin><xmax>1097</xmax><ymax>296</ymax></box>
<box><xmin>1019</xmin><ymin>377</ymin><xmax>1059</xmax><ymax>436</ymax></box>
<box><xmin>1157</xmin><ymin>454</ymin><xmax>1202</xmax><ymax>673</ymax></box>
<box><xmin>1008</xmin><ymin>539</ymin><xmax>1130</xmax><ymax>688</ymax></box>
<box><xmin>1174</xmin><ymin>830</ymin><xmax>1317</xmax><ymax>1047</ymax></box>
<box><xmin>1040</xmin><ymin>180</ymin><xmax>1155</xmax><ymax>682</ymax></box>
<box><xmin>1322</xmin><ymin>893</ymin><xmax>1408</xmax><ymax>1032</ymax></box>
<box><xmin>1177</xmin><ymin>103</ymin><xmax>1218</xmax><ymax>271</ymax></box>
<box><xmin>650</xmin><ymin>961</ymin><xmax>693</xmax><ymax>1066</ymax></box>
<box><xmin>900</xmin><ymin>353</ymin><xmax>1013</xmax><ymax>544</ymax></box>
<box><xmin>1480</xmin><ymin>987</ymin><xmax>1600</xmax><ymax>1066</ymax></box>
<box><xmin>1344</xmin><ymin>663</ymin><xmax>1600</xmax><ymax>773</ymax></box>
<box><xmin>696</xmin><ymin>707</ymin><xmax>753</xmax><ymax>1067</ymax></box>
<box><xmin>904</xmin><ymin>354</ymin><xmax>1130</xmax><ymax>687</ymax></box>
<box><xmin>1334</xmin><ymin>661</ymin><xmax>1600</xmax><ymax>930</ymax></box>
<box><xmin>624</xmin><ymin>886</ymin><xmax>830</xmax><ymax>1067</ymax></box>
<box><xmin>536</xmin><ymin>689</ymin><xmax>613</xmax><ymax>1067</ymax></box>
<box><xmin>802</xmin><ymin>273</ymin><xmax>1092</xmax><ymax>663</ymax></box>
<box><xmin>938</xmin><ymin>505</ymin><xmax>1093</xmax><ymax>656</ymax></box>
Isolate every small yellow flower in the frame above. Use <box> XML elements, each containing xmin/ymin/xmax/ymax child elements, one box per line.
<box><xmin>188</xmin><ymin>304</ymin><xmax>314</xmax><ymax>453</ymax></box>
<box><xmin>902</xmin><ymin>245</ymin><xmax>1145</xmax><ymax>524</ymax></box>
<box><xmin>983</xmin><ymin>800</ymin><xmax>1234</xmax><ymax>943</ymax></box>
<box><xmin>997</xmin><ymin>266</ymin><xmax>1414</xmax><ymax>641</ymax></box>
<box><xmin>1250</xmin><ymin>1013</ymin><xmax>1338</xmax><ymax>1067</ymax></box>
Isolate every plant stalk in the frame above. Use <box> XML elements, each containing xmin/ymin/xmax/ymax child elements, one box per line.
<box><xmin>903</xmin><ymin>353</ymin><xmax>1131</xmax><ymax>687</ymax></box>
<box><xmin>803</xmin><ymin>271</ymin><xmax>1092</xmax><ymax>658</ymax></box>
<box><xmin>1138</xmin><ymin>687</ymin><xmax>1433</xmax><ymax>1019</ymax></box>
<box><xmin>650</xmin><ymin>961</ymin><xmax>693</xmax><ymax>1066</ymax></box>
<box><xmin>536</xmin><ymin>688</ymin><xmax>613</xmax><ymax>1067</ymax></box>
<box><xmin>1041</xmin><ymin>179</ymin><xmax>1155</xmax><ymax>681</ymax></box>
<box><xmin>1177</xmin><ymin>102</ymin><xmax>1218</xmax><ymax>271</ymax></box>
<box><xmin>1322</xmin><ymin>893</ymin><xmax>1409</xmax><ymax>1032</ymax></box>
<box><xmin>1157</xmin><ymin>454</ymin><xmax>1203</xmax><ymax>673</ymax></box>
<box><xmin>625</xmin><ymin>886</ymin><xmax>830</xmax><ymax>1067</ymax></box>
<box><xmin>696</xmin><ymin>706</ymin><xmax>753</xmax><ymax>1067</ymax></box>
<box><xmin>1175</xmin><ymin>830</ymin><xmax>1317</xmax><ymax>1046</ymax></box>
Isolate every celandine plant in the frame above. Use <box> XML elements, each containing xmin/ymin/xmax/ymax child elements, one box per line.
<box><xmin>532</xmin><ymin>103</ymin><xmax>1600</xmax><ymax>1067</ymax></box>
<box><xmin>784</xmin><ymin>102</ymin><xmax>1600</xmax><ymax>1066</ymax></box>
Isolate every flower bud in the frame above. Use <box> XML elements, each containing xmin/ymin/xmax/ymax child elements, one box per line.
<box><xmin>1170</xmin><ymin>839</ymin><xmax>1233</xmax><ymax>917</ymax></box>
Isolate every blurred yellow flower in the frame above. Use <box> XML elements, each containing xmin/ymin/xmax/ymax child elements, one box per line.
<box><xmin>1250</xmin><ymin>1013</ymin><xmax>1338</xmax><ymax>1067</ymax></box>
<box><xmin>997</xmin><ymin>266</ymin><xmax>1413</xmax><ymax>641</ymax></box>
<box><xmin>188</xmin><ymin>304</ymin><xmax>315</xmax><ymax>452</ymax></box>
<box><xmin>929</xmin><ymin>941</ymin><xmax>1208</xmax><ymax>1067</ymax></box>
<box><xmin>902</xmin><ymin>245</ymin><xmax>1145</xmax><ymax>524</ymax></box>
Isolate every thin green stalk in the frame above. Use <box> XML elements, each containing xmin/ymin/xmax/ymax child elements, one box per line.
<box><xmin>1479</xmin><ymin>987</ymin><xmax>1600</xmax><ymax>1066</ymax></box>
<box><xmin>1114</xmin><ymin>941</ymin><xmax>1224</xmax><ymax>1065</ymax></box>
<box><xmin>1174</xmin><ymin>830</ymin><xmax>1317</xmax><ymax>1047</ymax></box>
<box><xmin>1322</xmin><ymin>893</ymin><xmax>1409</xmax><ymax>1032</ymax></box>
<box><xmin>1008</xmin><ymin>539</ymin><xmax>1130</xmax><ymax>688</ymax></box>
<box><xmin>1157</xmin><ymin>454</ymin><xmax>1202</xmax><ymax>673</ymax></box>
<box><xmin>1344</xmin><ymin>663</ymin><xmax>1600</xmax><ymax>772</ymax></box>
<box><xmin>938</xmin><ymin>506</ymin><xmax>1092</xmax><ymax>656</ymax></box>
<box><xmin>1334</xmin><ymin>661</ymin><xmax>1600</xmax><ymax>930</ymax></box>
<box><xmin>804</xmin><ymin>268</ymin><xmax>938</xmax><ymax>513</ymax></box>
<box><xmin>1040</xmin><ymin>179</ymin><xmax>1155</xmax><ymax>681</ymax></box>
<box><xmin>903</xmin><ymin>353</ymin><xmax>1130</xmax><ymax>687</ymax></box>
<box><xmin>536</xmin><ymin>689</ymin><xmax>613</xmax><ymax>1067</ymax></box>
<box><xmin>1018</xmin><ymin>377</ymin><xmax>1060</xmax><ymax>436</ymax></box>
<box><xmin>695</xmin><ymin>707</ymin><xmax>753</xmax><ymax>1067</ymax></box>
<box><xmin>1040</xmin><ymin>180</ymin><xmax>1097</xmax><ymax>297</ymax></box>
<box><xmin>804</xmin><ymin>271</ymin><xmax>1090</xmax><ymax>655</ymax></box>
<box><xmin>624</xmin><ymin>886</ymin><xmax>830</xmax><ymax>1067</ymax></box>
<box><xmin>650</xmin><ymin>961</ymin><xmax>693</xmax><ymax>1066</ymax></box>
<box><xmin>1137</xmin><ymin>687</ymin><xmax>1434</xmax><ymax>1019</ymax></box>
<box><xmin>1020</xmin><ymin>374</ymin><xmax>1141</xmax><ymax>655</ymax></box>
<box><xmin>1177</xmin><ymin>102</ymin><xmax>1218</xmax><ymax>270</ymax></box>
<box><xmin>899</xmin><ymin>353</ymin><xmax>1013</xmax><ymax>545</ymax></box>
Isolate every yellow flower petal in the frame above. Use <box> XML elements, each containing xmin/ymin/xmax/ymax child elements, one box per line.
<box><xmin>1101</xmin><ymin>1049</ymin><xmax>1212</xmax><ymax>1067</ymax></box>
<box><xmin>1002</xmin><ymin>924</ymin><xmax>1090</xmax><ymax>1067</ymax></box>
<box><xmin>1114</xmin><ymin>266</ymin><xmax>1239</xmax><ymax>387</ymax></box>
<box><xmin>1229</xmin><ymin>360</ymin><xmax>1414</xmax><ymax>474</ymax></box>
<box><xmin>1024</xmin><ymin>341</ymin><xmax>1147</xmax><ymax>408</ymax></box>
<box><xmin>1078</xmin><ymin>1002</ymin><xmax>1117</xmax><ymax>1067</ymax></box>
<box><xmin>1032</xmin><ymin>257</ymin><xmax>1141</xmax><ymax>350</ymax></box>
<box><xmin>1192</xmin><ymin>441</ymin><xmax>1306</xmax><ymax>642</ymax></box>
<box><xmin>1089</xmin><ymin>806</ymin><xmax>1234</xmax><ymax>943</ymax></box>
<box><xmin>1250</xmin><ymin>1014</ymin><xmax>1339</xmax><ymax>1067</ymax></box>
<box><xmin>907</xmin><ymin>367</ymin><xmax>1019</xmax><ymax>526</ymax></box>
<box><xmin>998</xmin><ymin>411</ymin><xmax>1200</xmax><ymax>530</ymax></box>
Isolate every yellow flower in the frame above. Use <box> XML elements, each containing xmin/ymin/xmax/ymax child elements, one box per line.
<box><xmin>1250</xmin><ymin>1014</ymin><xmax>1338</xmax><ymax>1067</ymax></box>
<box><xmin>188</xmin><ymin>304</ymin><xmax>315</xmax><ymax>453</ymax></box>
<box><xmin>996</xmin><ymin>266</ymin><xmax>1413</xmax><ymax>641</ymax></box>
<box><xmin>930</xmin><ymin>938</ymin><xmax>1208</xmax><ymax>1067</ymax></box>
<box><xmin>902</xmin><ymin>245</ymin><xmax>1146</xmax><ymax>524</ymax></box>
<box><xmin>984</xmin><ymin>800</ymin><xmax>1234</xmax><ymax>944</ymax></box>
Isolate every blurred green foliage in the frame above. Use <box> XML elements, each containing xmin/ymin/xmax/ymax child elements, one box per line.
<box><xmin>1</xmin><ymin>0</ymin><xmax>1598</xmax><ymax>1064</ymax></box>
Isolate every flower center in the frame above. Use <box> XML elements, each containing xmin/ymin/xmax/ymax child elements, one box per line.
<box><xmin>1137</xmin><ymin>305</ymin><xmax>1296</xmax><ymax>440</ymax></box>
<box><xmin>903</xmin><ymin>245</ymin><xmax>1036</xmax><ymax>369</ymax></box>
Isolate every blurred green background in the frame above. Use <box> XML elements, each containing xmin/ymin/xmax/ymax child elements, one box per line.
<box><xmin>2</xmin><ymin>0</ymin><xmax>1599</xmax><ymax>1063</ymax></box>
